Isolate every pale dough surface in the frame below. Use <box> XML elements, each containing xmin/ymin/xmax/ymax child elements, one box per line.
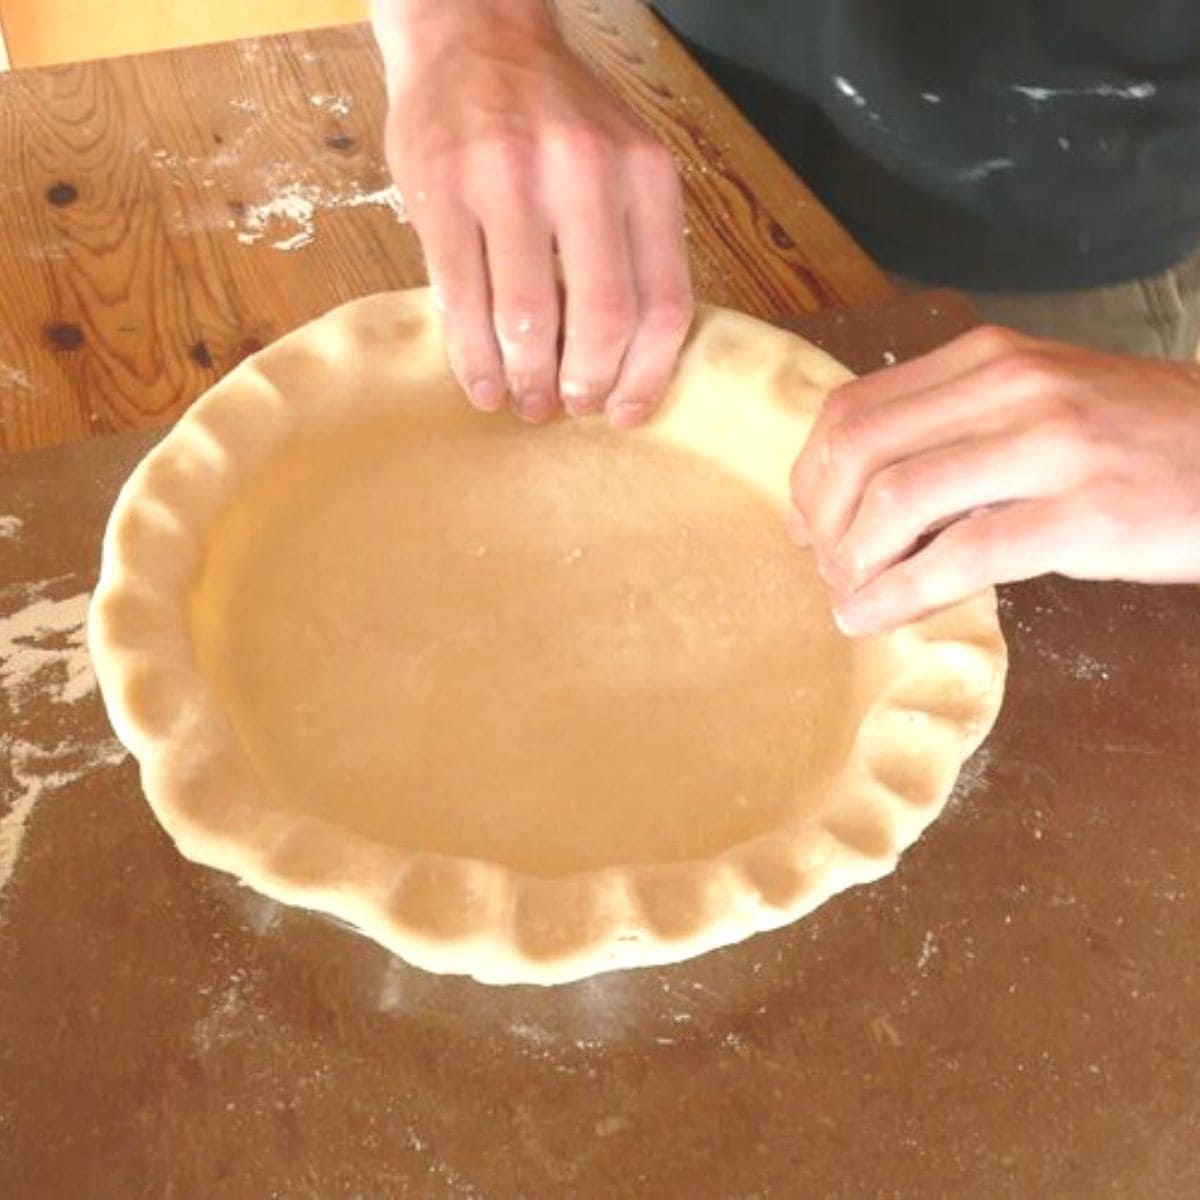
<box><xmin>90</xmin><ymin>289</ymin><xmax>1007</xmax><ymax>985</ymax></box>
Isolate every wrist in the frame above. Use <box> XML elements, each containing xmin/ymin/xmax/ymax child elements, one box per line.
<box><xmin>371</xmin><ymin>0</ymin><xmax>558</xmax><ymax>88</ymax></box>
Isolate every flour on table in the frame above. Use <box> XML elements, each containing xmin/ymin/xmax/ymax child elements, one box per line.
<box><xmin>231</xmin><ymin>180</ymin><xmax>409</xmax><ymax>251</ymax></box>
<box><xmin>0</xmin><ymin>365</ymin><xmax>33</xmax><ymax>392</ymax></box>
<box><xmin>0</xmin><ymin>585</ymin><xmax>128</xmax><ymax>903</ymax></box>
<box><xmin>0</xmin><ymin>591</ymin><xmax>95</xmax><ymax>706</ymax></box>
<box><xmin>0</xmin><ymin>516</ymin><xmax>23</xmax><ymax>540</ymax></box>
<box><xmin>309</xmin><ymin>93</ymin><xmax>351</xmax><ymax>117</ymax></box>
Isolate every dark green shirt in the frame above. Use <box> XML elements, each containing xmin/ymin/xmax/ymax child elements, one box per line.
<box><xmin>652</xmin><ymin>1</ymin><xmax>1200</xmax><ymax>291</ymax></box>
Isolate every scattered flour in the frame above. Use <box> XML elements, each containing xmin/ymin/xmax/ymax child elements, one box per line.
<box><xmin>0</xmin><ymin>516</ymin><xmax>22</xmax><ymax>540</ymax></box>
<box><xmin>309</xmin><ymin>93</ymin><xmax>351</xmax><ymax>117</ymax></box>
<box><xmin>1</xmin><ymin>737</ymin><xmax>127</xmax><ymax>900</ymax></box>
<box><xmin>916</xmin><ymin>929</ymin><xmax>938</xmax><ymax>973</ymax></box>
<box><xmin>233</xmin><ymin>181</ymin><xmax>408</xmax><ymax>251</ymax></box>
<box><xmin>0</xmin><ymin>365</ymin><xmax>33</xmax><ymax>392</ymax></box>
<box><xmin>948</xmin><ymin>745</ymin><xmax>994</xmax><ymax>807</ymax></box>
<box><xmin>142</xmin><ymin>95</ymin><xmax>409</xmax><ymax>250</ymax></box>
<box><xmin>0</xmin><ymin>586</ymin><xmax>128</xmax><ymax>902</ymax></box>
<box><xmin>0</xmin><ymin>591</ymin><xmax>96</xmax><ymax>706</ymax></box>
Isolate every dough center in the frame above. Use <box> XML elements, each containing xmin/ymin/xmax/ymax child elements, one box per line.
<box><xmin>191</xmin><ymin>415</ymin><xmax>855</xmax><ymax>876</ymax></box>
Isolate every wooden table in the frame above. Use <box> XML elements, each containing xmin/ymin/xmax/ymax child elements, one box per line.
<box><xmin>0</xmin><ymin>2</ymin><xmax>890</xmax><ymax>455</ymax></box>
<box><xmin>5</xmin><ymin>7</ymin><xmax>1200</xmax><ymax>1200</ymax></box>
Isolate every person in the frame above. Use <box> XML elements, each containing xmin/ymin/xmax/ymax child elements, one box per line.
<box><xmin>369</xmin><ymin>0</ymin><xmax>1200</xmax><ymax>634</ymax></box>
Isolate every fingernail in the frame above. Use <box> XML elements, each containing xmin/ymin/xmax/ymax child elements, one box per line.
<box><xmin>515</xmin><ymin>390</ymin><xmax>553</xmax><ymax>423</ymax></box>
<box><xmin>561</xmin><ymin>379</ymin><xmax>600</xmax><ymax>417</ymax></box>
<box><xmin>469</xmin><ymin>379</ymin><xmax>505</xmax><ymax>412</ymax></box>
<box><xmin>834</xmin><ymin>596</ymin><xmax>874</xmax><ymax>637</ymax></box>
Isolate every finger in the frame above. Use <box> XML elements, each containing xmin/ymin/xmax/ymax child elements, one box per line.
<box><xmin>414</xmin><ymin>204</ymin><xmax>507</xmax><ymax>412</ymax></box>
<box><xmin>790</xmin><ymin>324</ymin><xmax>1039</xmax><ymax>517</ymax></box>
<box><xmin>832</xmin><ymin>497</ymin><xmax>1076</xmax><ymax>635</ymax></box>
<box><xmin>830</xmin><ymin>424</ymin><xmax>1083</xmax><ymax>591</ymax></box>
<box><xmin>606</xmin><ymin>143</ymin><xmax>692</xmax><ymax>429</ymax></box>
<box><xmin>549</xmin><ymin>145</ymin><xmax>638</xmax><ymax>417</ymax></box>
<box><xmin>792</xmin><ymin>344</ymin><xmax>1072</xmax><ymax>560</ymax></box>
<box><xmin>469</xmin><ymin>144</ymin><xmax>561</xmax><ymax>422</ymax></box>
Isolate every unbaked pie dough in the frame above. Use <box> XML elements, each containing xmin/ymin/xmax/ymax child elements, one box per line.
<box><xmin>89</xmin><ymin>289</ymin><xmax>1007</xmax><ymax>985</ymax></box>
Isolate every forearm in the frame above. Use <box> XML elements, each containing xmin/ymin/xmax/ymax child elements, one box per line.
<box><xmin>370</xmin><ymin>0</ymin><xmax>558</xmax><ymax>89</ymax></box>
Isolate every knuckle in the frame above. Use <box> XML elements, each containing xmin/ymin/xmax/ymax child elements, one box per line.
<box><xmin>966</xmin><ymin>323</ymin><xmax>1024</xmax><ymax>357</ymax></box>
<box><xmin>554</xmin><ymin>123</ymin><xmax>618</xmax><ymax>172</ymax></box>
<box><xmin>583</xmin><ymin>293</ymin><xmax>637</xmax><ymax>337</ymax></box>
<box><xmin>819</xmin><ymin>384</ymin><xmax>858</xmax><ymax>424</ymax></box>
<box><xmin>862</xmin><ymin>467</ymin><xmax>909</xmax><ymax>518</ymax></box>
<box><xmin>986</xmin><ymin>348</ymin><xmax>1061</xmax><ymax>394</ymax></box>
<box><xmin>822</xmin><ymin>417</ymin><xmax>865</xmax><ymax>467</ymax></box>
<box><xmin>473</xmin><ymin>133</ymin><xmax>539</xmax><ymax>193</ymax></box>
<box><xmin>1039</xmin><ymin>408</ymin><xmax>1094</xmax><ymax>452</ymax></box>
<box><xmin>642</xmin><ymin>291</ymin><xmax>694</xmax><ymax>338</ymax></box>
<box><xmin>495</xmin><ymin>300</ymin><xmax>557</xmax><ymax>346</ymax></box>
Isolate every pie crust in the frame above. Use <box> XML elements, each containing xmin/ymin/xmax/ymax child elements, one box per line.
<box><xmin>89</xmin><ymin>289</ymin><xmax>1007</xmax><ymax>985</ymax></box>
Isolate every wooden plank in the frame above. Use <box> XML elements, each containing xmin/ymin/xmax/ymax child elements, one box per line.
<box><xmin>0</xmin><ymin>5</ymin><xmax>890</xmax><ymax>454</ymax></box>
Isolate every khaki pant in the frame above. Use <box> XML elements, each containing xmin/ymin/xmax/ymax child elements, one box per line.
<box><xmin>895</xmin><ymin>247</ymin><xmax>1200</xmax><ymax>362</ymax></box>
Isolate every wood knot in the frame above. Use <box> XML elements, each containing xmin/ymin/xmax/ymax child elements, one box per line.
<box><xmin>190</xmin><ymin>341</ymin><xmax>214</xmax><ymax>369</ymax></box>
<box><xmin>325</xmin><ymin>132</ymin><xmax>356</xmax><ymax>152</ymax></box>
<box><xmin>768</xmin><ymin>220</ymin><xmax>795</xmax><ymax>251</ymax></box>
<box><xmin>46</xmin><ymin>181</ymin><xmax>79</xmax><ymax>207</ymax></box>
<box><xmin>44</xmin><ymin>322</ymin><xmax>84</xmax><ymax>351</ymax></box>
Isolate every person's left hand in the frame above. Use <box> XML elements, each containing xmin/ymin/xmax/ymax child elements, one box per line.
<box><xmin>789</xmin><ymin>325</ymin><xmax>1200</xmax><ymax>635</ymax></box>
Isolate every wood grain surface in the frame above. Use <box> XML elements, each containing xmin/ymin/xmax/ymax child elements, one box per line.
<box><xmin>0</xmin><ymin>1</ymin><xmax>891</xmax><ymax>454</ymax></box>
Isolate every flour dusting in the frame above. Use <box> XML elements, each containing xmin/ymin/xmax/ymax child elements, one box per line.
<box><xmin>0</xmin><ymin>516</ymin><xmax>22</xmax><ymax>540</ymax></box>
<box><xmin>309</xmin><ymin>93</ymin><xmax>352</xmax><ymax>117</ymax></box>
<box><xmin>0</xmin><ymin>365</ymin><xmax>32</xmax><ymax>392</ymax></box>
<box><xmin>0</xmin><ymin>586</ymin><xmax>129</xmax><ymax>902</ymax></box>
<box><xmin>1</xmin><ymin>737</ymin><xmax>127</xmax><ymax>899</ymax></box>
<box><xmin>948</xmin><ymin>745</ymin><xmax>994</xmax><ymax>807</ymax></box>
<box><xmin>0</xmin><ymin>591</ymin><xmax>95</xmax><ymax>706</ymax></box>
<box><xmin>233</xmin><ymin>180</ymin><xmax>408</xmax><ymax>250</ymax></box>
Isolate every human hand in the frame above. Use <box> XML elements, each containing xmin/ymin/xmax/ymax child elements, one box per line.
<box><xmin>372</xmin><ymin>0</ymin><xmax>692</xmax><ymax>426</ymax></box>
<box><xmin>790</xmin><ymin>325</ymin><xmax>1200</xmax><ymax>634</ymax></box>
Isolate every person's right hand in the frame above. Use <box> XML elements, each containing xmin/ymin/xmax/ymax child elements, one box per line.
<box><xmin>372</xmin><ymin>0</ymin><xmax>693</xmax><ymax>427</ymax></box>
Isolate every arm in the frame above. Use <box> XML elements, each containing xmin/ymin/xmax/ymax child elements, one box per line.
<box><xmin>790</xmin><ymin>326</ymin><xmax>1200</xmax><ymax>633</ymax></box>
<box><xmin>370</xmin><ymin>0</ymin><xmax>692</xmax><ymax>426</ymax></box>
